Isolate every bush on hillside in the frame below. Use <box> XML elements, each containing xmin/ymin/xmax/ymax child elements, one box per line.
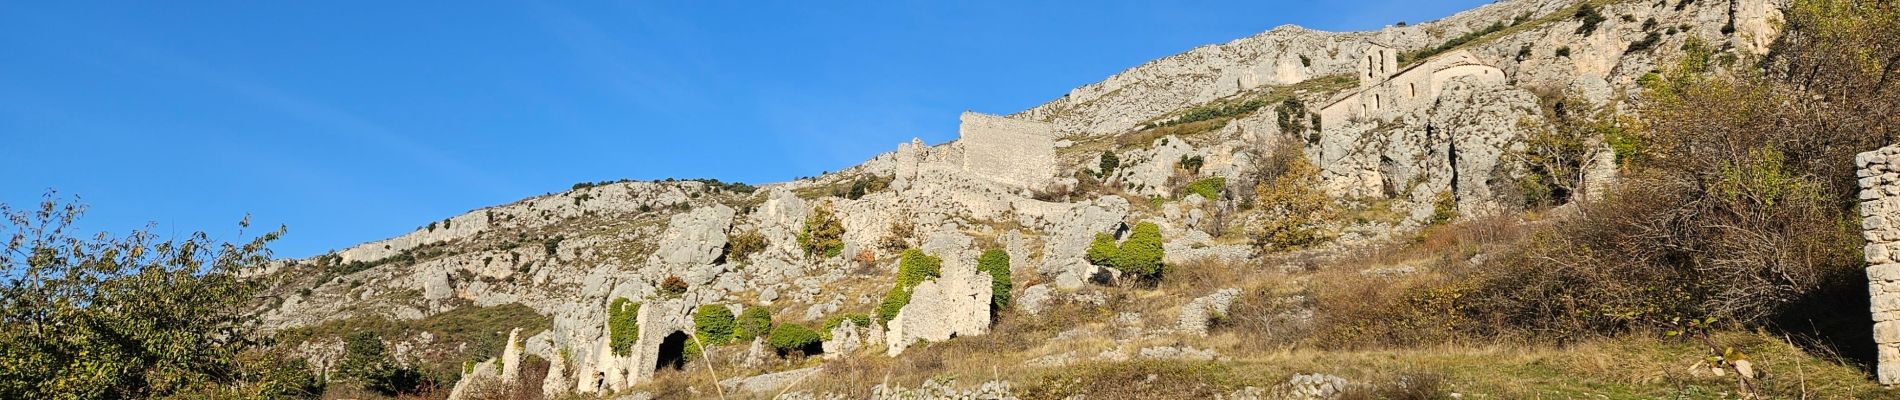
<box><xmin>1181</xmin><ymin>177</ymin><xmax>1225</xmax><ymax>201</ymax></box>
<box><xmin>766</xmin><ymin>324</ymin><xmax>823</xmax><ymax>356</ymax></box>
<box><xmin>1086</xmin><ymin>233</ymin><xmax>1120</xmax><ymax>266</ymax></box>
<box><xmin>976</xmin><ymin>249</ymin><xmax>1013</xmax><ymax>313</ymax></box>
<box><xmin>798</xmin><ymin>203</ymin><xmax>846</xmax><ymax>258</ymax></box>
<box><xmin>1574</xmin><ymin>4</ymin><xmax>1606</xmax><ymax>36</ymax></box>
<box><xmin>734</xmin><ymin>306</ymin><xmax>773</xmax><ymax>341</ymax></box>
<box><xmin>694</xmin><ymin>305</ymin><xmax>736</xmax><ymax>345</ymax></box>
<box><xmin>1251</xmin><ymin>140</ymin><xmax>1332</xmax><ymax>250</ymax></box>
<box><xmin>725</xmin><ymin>229</ymin><xmax>767</xmax><ymax>263</ymax></box>
<box><xmin>659</xmin><ymin>275</ymin><xmax>688</xmax><ymax>297</ymax></box>
<box><xmin>1115</xmin><ymin>222</ymin><xmax>1166</xmax><ymax>282</ymax></box>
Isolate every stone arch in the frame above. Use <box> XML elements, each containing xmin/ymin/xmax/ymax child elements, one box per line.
<box><xmin>654</xmin><ymin>331</ymin><xmax>690</xmax><ymax>371</ymax></box>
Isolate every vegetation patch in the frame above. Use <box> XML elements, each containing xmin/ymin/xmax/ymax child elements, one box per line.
<box><xmin>608</xmin><ymin>298</ymin><xmax>641</xmax><ymax>356</ymax></box>
<box><xmin>799</xmin><ymin>203</ymin><xmax>846</xmax><ymax>258</ymax></box>
<box><xmin>735</xmin><ymin>306</ymin><xmax>774</xmax><ymax>341</ymax></box>
<box><xmin>767</xmin><ymin>324</ymin><xmax>823</xmax><ymax>356</ymax></box>
<box><xmin>877</xmin><ymin>249</ymin><xmax>944</xmax><ymax>323</ymax></box>
<box><xmin>1180</xmin><ymin>177</ymin><xmax>1225</xmax><ymax>201</ymax></box>
<box><xmin>976</xmin><ymin>249</ymin><xmax>1013</xmax><ymax>314</ymax></box>
<box><xmin>694</xmin><ymin>305</ymin><xmax>736</xmax><ymax>345</ymax></box>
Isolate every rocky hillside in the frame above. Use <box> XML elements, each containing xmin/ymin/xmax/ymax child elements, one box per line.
<box><xmin>254</xmin><ymin>0</ymin><xmax>1898</xmax><ymax>398</ymax></box>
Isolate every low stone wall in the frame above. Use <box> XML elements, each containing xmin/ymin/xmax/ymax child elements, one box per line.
<box><xmin>1858</xmin><ymin>144</ymin><xmax>1900</xmax><ymax>384</ymax></box>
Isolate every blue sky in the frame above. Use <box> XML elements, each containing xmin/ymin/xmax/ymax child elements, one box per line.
<box><xmin>0</xmin><ymin>1</ymin><xmax>1490</xmax><ymax>258</ymax></box>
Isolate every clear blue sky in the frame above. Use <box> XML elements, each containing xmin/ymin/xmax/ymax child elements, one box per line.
<box><xmin>0</xmin><ymin>1</ymin><xmax>1489</xmax><ymax>259</ymax></box>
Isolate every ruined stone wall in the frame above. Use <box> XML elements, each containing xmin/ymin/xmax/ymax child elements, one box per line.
<box><xmin>1319</xmin><ymin>49</ymin><xmax>1505</xmax><ymax>134</ymax></box>
<box><xmin>959</xmin><ymin>112</ymin><xmax>1056</xmax><ymax>189</ymax></box>
<box><xmin>1857</xmin><ymin>145</ymin><xmax>1900</xmax><ymax>384</ymax></box>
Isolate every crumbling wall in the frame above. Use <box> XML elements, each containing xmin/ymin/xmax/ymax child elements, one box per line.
<box><xmin>1857</xmin><ymin>145</ymin><xmax>1900</xmax><ymax>384</ymax></box>
<box><xmin>959</xmin><ymin>112</ymin><xmax>1057</xmax><ymax>189</ymax></box>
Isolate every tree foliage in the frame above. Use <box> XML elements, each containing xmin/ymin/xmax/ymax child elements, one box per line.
<box><xmin>1398</xmin><ymin>1</ymin><xmax>1900</xmax><ymax>350</ymax></box>
<box><xmin>1251</xmin><ymin>141</ymin><xmax>1332</xmax><ymax>250</ymax></box>
<box><xmin>798</xmin><ymin>203</ymin><xmax>846</xmax><ymax>258</ymax></box>
<box><xmin>0</xmin><ymin>193</ymin><xmax>318</xmax><ymax>399</ymax></box>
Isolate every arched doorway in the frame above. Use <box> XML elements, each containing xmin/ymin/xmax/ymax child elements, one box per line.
<box><xmin>655</xmin><ymin>331</ymin><xmax>690</xmax><ymax>371</ymax></box>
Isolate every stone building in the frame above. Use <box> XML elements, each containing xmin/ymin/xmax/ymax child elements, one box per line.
<box><xmin>1317</xmin><ymin>45</ymin><xmax>1506</xmax><ymax>132</ymax></box>
<box><xmin>958</xmin><ymin>112</ymin><xmax>1057</xmax><ymax>189</ymax></box>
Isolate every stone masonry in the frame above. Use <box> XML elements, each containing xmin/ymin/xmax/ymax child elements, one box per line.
<box><xmin>959</xmin><ymin>111</ymin><xmax>1057</xmax><ymax>189</ymax></box>
<box><xmin>1859</xmin><ymin>144</ymin><xmax>1900</xmax><ymax>384</ymax></box>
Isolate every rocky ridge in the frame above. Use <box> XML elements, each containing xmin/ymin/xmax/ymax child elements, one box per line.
<box><xmin>251</xmin><ymin>0</ymin><xmax>1793</xmax><ymax>398</ymax></box>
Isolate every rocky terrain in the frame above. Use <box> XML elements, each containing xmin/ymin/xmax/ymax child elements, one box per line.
<box><xmin>250</xmin><ymin>0</ymin><xmax>1895</xmax><ymax>398</ymax></box>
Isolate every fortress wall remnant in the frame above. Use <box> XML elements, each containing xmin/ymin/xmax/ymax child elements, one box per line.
<box><xmin>959</xmin><ymin>112</ymin><xmax>1057</xmax><ymax>188</ymax></box>
<box><xmin>1858</xmin><ymin>145</ymin><xmax>1900</xmax><ymax>384</ymax></box>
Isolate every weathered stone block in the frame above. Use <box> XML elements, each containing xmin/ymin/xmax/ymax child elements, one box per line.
<box><xmin>1870</xmin><ymin>264</ymin><xmax>1900</xmax><ymax>282</ymax></box>
<box><xmin>1876</xmin><ymin>320</ymin><xmax>1900</xmax><ymax>343</ymax></box>
<box><xmin>1875</xmin><ymin>293</ymin><xmax>1900</xmax><ymax>313</ymax></box>
<box><xmin>1871</xmin><ymin>243</ymin><xmax>1894</xmax><ymax>264</ymax></box>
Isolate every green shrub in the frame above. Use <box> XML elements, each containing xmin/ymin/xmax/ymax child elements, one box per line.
<box><xmin>876</xmin><ymin>249</ymin><xmax>943</xmax><ymax>322</ymax></box>
<box><xmin>607</xmin><ymin>298</ymin><xmax>640</xmax><ymax>355</ymax></box>
<box><xmin>726</xmin><ymin>229</ymin><xmax>767</xmax><ymax>263</ymax></box>
<box><xmin>1181</xmin><ymin>177</ymin><xmax>1226</xmax><ymax>200</ymax></box>
<box><xmin>694</xmin><ymin>305</ymin><xmax>737</xmax><ymax>345</ymax></box>
<box><xmin>1177</xmin><ymin>155</ymin><xmax>1205</xmax><ymax>175</ymax></box>
<box><xmin>798</xmin><ymin>203</ymin><xmax>846</xmax><ymax>258</ymax></box>
<box><xmin>1099</xmin><ymin>151</ymin><xmax>1120</xmax><ymax>177</ymax></box>
<box><xmin>1115</xmin><ymin>222</ymin><xmax>1166</xmax><ymax>281</ymax></box>
<box><xmin>976</xmin><ymin>249</ymin><xmax>1013</xmax><ymax>313</ymax></box>
<box><xmin>767</xmin><ymin>324</ymin><xmax>823</xmax><ymax>355</ymax></box>
<box><xmin>1574</xmin><ymin>4</ymin><xmax>1606</xmax><ymax>36</ymax></box>
<box><xmin>543</xmin><ymin>235</ymin><xmax>564</xmax><ymax>257</ymax></box>
<box><xmin>735</xmin><ymin>306</ymin><xmax>773</xmax><ymax>341</ymax></box>
<box><xmin>1625</xmin><ymin>31</ymin><xmax>1663</xmax><ymax>54</ymax></box>
<box><xmin>1429</xmin><ymin>192</ymin><xmax>1458</xmax><ymax>225</ymax></box>
<box><xmin>1251</xmin><ymin>142</ymin><xmax>1332</xmax><ymax>250</ymax></box>
<box><xmin>1275</xmin><ymin>98</ymin><xmax>1310</xmax><ymax>136</ymax></box>
<box><xmin>337</xmin><ymin>331</ymin><xmax>389</xmax><ymax>383</ymax></box>
<box><xmin>1086</xmin><ymin>233</ymin><xmax>1120</xmax><ymax>266</ymax></box>
<box><xmin>876</xmin><ymin>288</ymin><xmax>914</xmax><ymax>325</ymax></box>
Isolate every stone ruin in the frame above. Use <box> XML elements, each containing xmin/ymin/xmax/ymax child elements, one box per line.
<box><xmin>1317</xmin><ymin>44</ymin><xmax>1506</xmax><ymax>133</ymax></box>
<box><xmin>958</xmin><ymin>111</ymin><xmax>1057</xmax><ymax>189</ymax></box>
<box><xmin>1859</xmin><ymin>144</ymin><xmax>1900</xmax><ymax>384</ymax></box>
